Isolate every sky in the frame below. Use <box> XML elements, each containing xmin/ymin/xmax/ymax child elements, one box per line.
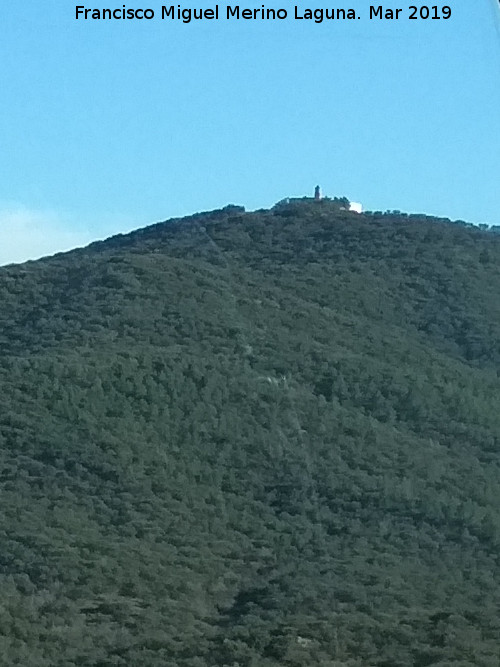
<box><xmin>1</xmin><ymin>0</ymin><xmax>499</xmax><ymax>265</ymax></box>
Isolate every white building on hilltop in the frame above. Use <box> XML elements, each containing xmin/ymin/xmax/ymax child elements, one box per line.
<box><xmin>349</xmin><ymin>201</ymin><xmax>363</xmax><ymax>213</ymax></box>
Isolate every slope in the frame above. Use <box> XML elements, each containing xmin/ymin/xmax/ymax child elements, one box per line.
<box><xmin>1</xmin><ymin>199</ymin><xmax>500</xmax><ymax>666</ymax></box>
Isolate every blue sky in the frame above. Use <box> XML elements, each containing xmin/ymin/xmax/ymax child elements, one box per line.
<box><xmin>1</xmin><ymin>0</ymin><xmax>499</xmax><ymax>264</ymax></box>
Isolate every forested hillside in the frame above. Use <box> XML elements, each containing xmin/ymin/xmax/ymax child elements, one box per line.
<box><xmin>1</xmin><ymin>198</ymin><xmax>500</xmax><ymax>666</ymax></box>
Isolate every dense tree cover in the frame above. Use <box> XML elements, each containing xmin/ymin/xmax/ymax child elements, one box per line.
<box><xmin>1</xmin><ymin>198</ymin><xmax>500</xmax><ymax>665</ymax></box>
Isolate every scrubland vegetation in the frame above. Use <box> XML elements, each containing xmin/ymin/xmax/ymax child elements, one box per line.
<box><xmin>1</xmin><ymin>199</ymin><xmax>500</xmax><ymax>665</ymax></box>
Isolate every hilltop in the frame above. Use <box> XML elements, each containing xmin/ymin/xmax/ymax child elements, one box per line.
<box><xmin>1</xmin><ymin>199</ymin><xmax>500</xmax><ymax>666</ymax></box>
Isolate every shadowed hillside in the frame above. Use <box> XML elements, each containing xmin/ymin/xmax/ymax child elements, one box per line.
<box><xmin>1</xmin><ymin>199</ymin><xmax>500</xmax><ymax>666</ymax></box>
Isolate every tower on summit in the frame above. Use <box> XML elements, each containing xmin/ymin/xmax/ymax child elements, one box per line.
<box><xmin>314</xmin><ymin>185</ymin><xmax>322</xmax><ymax>200</ymax></box>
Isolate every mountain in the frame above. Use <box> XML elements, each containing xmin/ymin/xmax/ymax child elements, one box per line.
<box><xmin>1</xmin><ymin>197</ymin><xmax>500</xmax><ymax>666</ymax></box>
